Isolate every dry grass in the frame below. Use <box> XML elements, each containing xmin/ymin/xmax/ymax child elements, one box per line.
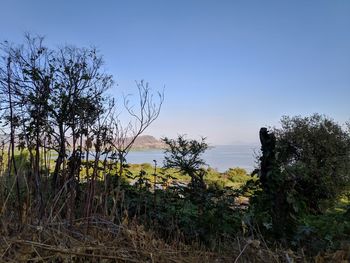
<box><xmin>0</xmin><ymin>216</ymin><xmax>294</xmax><ymax>263</ymax></box>
<box><xmin>0</xmin><ymin>217</ymin><xmax>223</xmax><ymax>263</ymax></box>
<box><xmin>0</xmin><ymin>216</ymin><xmax>349</xmax><ymax>262</ymax></box>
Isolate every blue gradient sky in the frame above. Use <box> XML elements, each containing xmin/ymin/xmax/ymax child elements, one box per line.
<box><xmin>1</xmin><ymin>0</ymin><xmax>349</xmax><ymax>144</ymax></box>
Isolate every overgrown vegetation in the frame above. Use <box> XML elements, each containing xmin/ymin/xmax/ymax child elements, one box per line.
<box><xmin>0</xmin><ymin>35</ymin><xmax>349</xmax><ymax>262</ymax></box>
<box><xmin>247</xmin><ymin>115</ymin><xmax>350</xmax><ymax>252</ymax></box>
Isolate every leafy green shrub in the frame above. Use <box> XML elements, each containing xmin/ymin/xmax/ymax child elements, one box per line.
<box><xmin>248</xmin><ymin>114</ymin><xmax>350</xmax><ymax>242</ymax></box>
<box><xmin>295</xmin><ymin>209</ymin><xmax>350</xmax><ymax>254</ymax></box>
<box><xmin>274</xmin><ymin>114</ymin><xmax>350</xmax><ymax>213</ymax></box>
<box><xmin>140</xmin><ymin>163</ymin><xmax>152</xmax><ymax>170</ymax></box>
<box><xmin>225</xmin><ymin>167</ymin><xmax>250</xmax><ymax>184</ymax></box>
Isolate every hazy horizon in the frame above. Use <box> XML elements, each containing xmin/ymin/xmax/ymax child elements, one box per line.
<box><xmin>1</xmin><ymin>1</ymin><xmax>349</xmax><ymax>144</ymax></box>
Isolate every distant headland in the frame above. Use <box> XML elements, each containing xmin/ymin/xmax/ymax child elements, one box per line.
<box><xmin>129</xmin><ymin>135</ymin><xmax>166</xmax><ymax>150</ymax></box>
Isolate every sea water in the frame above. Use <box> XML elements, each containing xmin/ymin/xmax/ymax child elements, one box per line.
<box><xmin>126</xmin><ymin>145</ymin><xmax>259</xmax><ymax>173</ymax></box>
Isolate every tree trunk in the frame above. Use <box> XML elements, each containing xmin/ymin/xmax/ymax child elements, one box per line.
<box><xmin>6</xmin><ymin>57</ymin><xmax>22</xmax><ymax>222</ymax></box>
<box><xmin>52</xmin><ymin>123</ymin><xmax>66</xmax><ymax>190</ymax></box>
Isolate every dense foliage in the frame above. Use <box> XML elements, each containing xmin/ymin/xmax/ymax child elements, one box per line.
<box><xmin>275</xmin><ymin>114</ymin><xmax>350</xmax><ymax>212</ymax></box>
<box><xmin>248</xmin><ymin>114</ymin><xmax>350</xmax><ymax>246</ymax></box>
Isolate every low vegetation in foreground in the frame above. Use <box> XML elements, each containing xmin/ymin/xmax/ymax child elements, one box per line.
<box><xmin>0</xmin><ymin>36</ymin><xmax>349</xmax><ymax>262</ymax></box>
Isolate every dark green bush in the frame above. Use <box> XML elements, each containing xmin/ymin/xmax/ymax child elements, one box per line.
<box><xmin>274</xmin><ymin>114</ymin><xmax>350</xmax><ymax>213</ymax></box>
<box><xmin>248</xmin><ymin>114</ymin><xmax>350</xmax><ymax>242</ymax></box>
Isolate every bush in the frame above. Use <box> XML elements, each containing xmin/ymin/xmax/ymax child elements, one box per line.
<box><xmin>274</xmin><ymin>114</ymin><xmax>350</xmax><ymax>213</ymax></box>
<box><xmin>248</xmin><ymin>114</ymin><xmax>350</xmax><ymax>241</ymax></box>
<box><xmin>225</xmin><ymin>167</ymin><xmax>250</xmax><ymax>184</ymax></box>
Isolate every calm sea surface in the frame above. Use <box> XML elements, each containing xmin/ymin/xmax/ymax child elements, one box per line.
<box><xmin>126</xmin><ymin>145</ymin><xmax>259</xmax><ymax>172</ymax></box>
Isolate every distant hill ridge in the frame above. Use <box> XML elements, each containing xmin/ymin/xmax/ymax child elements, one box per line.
<box><xmin>130</xmin><ymin>135</ymin><xmax>165</xmax><ymax>149</ymax></box>
<box><xmin>0</xmin><ymin>134</ymin><xmax>164</xmax><ymax>150</ymax></box>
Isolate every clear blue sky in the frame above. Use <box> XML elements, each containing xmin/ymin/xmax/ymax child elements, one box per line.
<box><xmin>1</xmin><ymin>0</ymin><xmax>349</xmax><ymax>144</ymax></box>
